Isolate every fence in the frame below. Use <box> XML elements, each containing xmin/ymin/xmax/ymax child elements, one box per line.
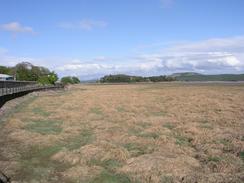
<box><xmin>0</xmin><ymin>81</ymin><xmax>63</xmax><ymax>107</ymax></box>
<box><xmin>0</xmin><ymin>80</ymin><xmax>63</xmax><ymax>97</ymax></box>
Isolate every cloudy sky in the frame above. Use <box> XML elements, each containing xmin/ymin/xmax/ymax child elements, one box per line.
<box><xmin>0</xmin><ymin>0</ymin><xmax>244</xmax><ymax>80</ymax></box>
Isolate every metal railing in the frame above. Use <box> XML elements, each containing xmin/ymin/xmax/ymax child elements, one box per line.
<box><xmin>0</xmin><ymin>81</ymin><xmax>63</xmax><ymax>97</ymax></box>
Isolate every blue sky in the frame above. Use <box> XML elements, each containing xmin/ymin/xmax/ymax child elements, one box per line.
<box><xmin>0</xmin><ymin>0</ymin><xmax>244</xmax><ymax>79</ymax></box>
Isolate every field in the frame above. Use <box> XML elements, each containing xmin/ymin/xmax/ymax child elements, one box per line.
<box><xmin>0</xmin><ymin>83</ymin><xmax>244</xmax><ymax>183</ymax></box>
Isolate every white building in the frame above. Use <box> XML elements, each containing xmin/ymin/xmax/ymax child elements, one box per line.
<box><xmin>0</xmin><ymin>74</ymin><xmax>14</xmax><ymax>81</ymax></box>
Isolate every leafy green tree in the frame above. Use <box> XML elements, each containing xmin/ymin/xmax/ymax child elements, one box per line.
<box><xmin>0</xmin><ymin>66</ymin><xmax>12</xmax><ymax>75</ymax></box>
<box><xmin>38</xmin><ymin>76</ymin><xmax>50</xmax><ymax>85</ymax></box>
<box><xmin>61</xmin><ymin>76</ymin><xmax>80</xmax><ymax>84</ymax></box>
<box><xmin>48</xmin><ymin>72</ymin><xmax>58</xmax><ymax>84</ymax></box>
<box><xmin>38</xmin><ymin>72</ymin><xmax>58</xmax><ymax>85</ymax></box>
<box><xmin>61</xmin><ymin>76</ymin><xmax>73</xmax><ymax>84</ymax></box>
<box><xmin>72</xmin><ymin>76</ymin><xmax>80</xmax><ymax>84</ymax></box>
<box><xmin>1</xmin><ymin>62</ymin><xmax>59</xmax><ymax>83</ymax></box>
<box><xmin>100</xmin><ymin>74</ymin><xmax>175</xmax><ymax>83</ymax></box>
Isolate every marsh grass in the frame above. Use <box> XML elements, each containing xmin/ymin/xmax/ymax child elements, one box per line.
<box><xmin>207</xmin><ymin>156</ymin><xmax>222</xmax><ymax>162</ymax></box>
<box><xmin>138</xmin><ymin>132</ymin><xmax>160</xmax><ymax>139</ymax></box>
<box><xmin>90</xmin><ymin>107</ymin><xmax>103</xmax><ymax>115</ymax></box>
<box><xmin>32</xmin><ymin>107</ymin><xmax>51</xmax><ymax>117</ymax></box>
<box><xmin>88</xmin><ymin>156</ymin><xmax>132</xmax><ymax>182</ymax></box>
<box><xmin>151</xmin><ymin>111</ymin><xmax>165</xmax><ymax>116</ymax></box>
<box><xmin>17</xmin><ymin>145</ymin><xmax>70</xmax><ymax>182</ymax></box>
<box><xmin>218</xmin><ymin>139</ymin><xmax>231</xmax><ymax>146</ymax></box>
<box><xmin>2</xmin><ymin>84</ymin><xmax>244</xmax><ymax>182</ymax></box>
<box><xmin>88</xmin><ymin>158</ymin><xmax>122</xmax><ymax>171</ymax></box>
<box><xmin>123</xmin><ymin>143</ymin><xmax>154</xmax><ymax>157</ymax></box>
<box><xmin>199</xmin><ymin>123</ymin><xmax>213</xmax><ymax>129</ymax></box>
<box><xmin>65</xmin><ymin>128</ymin><xmax>94</xmax><ymax>150</ymax></box>
<box><xmin>163</xmin><ymin>122</ymin><xmax>175</xmax><ymax>130</ymax></box>
<box><xmin>137</xmin><ymin>122</ymin><xmax>151</xmax><ymax>128</ymax></box>
<box><xmin>160</xmin><ymin>175</ymin><xmax>174</xmax><ymax>183</ymax></box>
<box><xmin>0</xmin><ymin>96</ymin><xmax>37</xmax><ymax>124</ymax></box>
<box><xmin>128</xmin><ymin>127</ymin><xmax>159</xmax><ymax>139</ymax></box>
<box><xmin>174</xmin><ymin>134</ymin><xmax>191</xmax><ymax>146</ymax></box>
<box><xmin>240</xmin><ymin>151</ymin><xmax>244</xmax><ymax>161</ymax></box>
<box><xmin>128</xmin><ymin>127</ymin><xmax>141</xmax><ymax>136</ymax></box>
<box><xmin>89</xmin><ymin>170</ymin><xmax>132</xmax><ymax>183</ymax></box>
<box><xmin>25</xmin><ymin>119</ymin><xmax>63</xmax><ymax>135</ymax></box>
<box><xmin>241</xmin><ymin>136</ymin><xmax>244</xmax><ymax>141</ymax></box>
<box><xmin>116</xmin><ymin>106</ymin><xmax>126</xmax><ymax>112</ymax></box>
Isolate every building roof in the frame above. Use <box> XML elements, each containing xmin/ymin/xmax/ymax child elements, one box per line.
<box><xmin>0</xmin><ymin>74</ymin><xmax>13</xmax><ymax>78</ymax></box>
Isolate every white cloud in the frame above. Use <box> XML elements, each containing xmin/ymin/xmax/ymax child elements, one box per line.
<box><xmin>1</xmin><ymin>36</ymin><xmax>244</xmax><ymax>80</ymax></box>
<box><xmin>59</xmin><ymin>19</ymin><xmax>107</xmax><ymax>31</ymax></box>
<box><xmin>168</xmin><ymin>36</ymin><xmax>244</xmax><ymax>53</ymax></box>
<box><xmin>0</xmin><ymin>22</ymin><xmax>34</xmax><ymax>34</ymax></box>
<box><xmin>55</xmin><ymin>36</ymin><xmax>244</xmax><ymax>79</ymax></box>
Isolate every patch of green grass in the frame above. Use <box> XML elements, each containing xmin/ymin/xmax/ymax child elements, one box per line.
<box><xmin>207</xmin><ymin>156</ymin><xmax>221</xmax><ymax>162</ymax></box>
<box><xmin>199</xmin><ymin>123</ymin><xmax>213</xmax><ymax>129</ymax></box>
<box><xmin>25</xmin><ymin>119</ymin><xmax>62</xmax><ymax>135</ymax></box>
<box><xmin>239</xmin><ymin>151</ymin><xmax>244</xmax><ymax>161</ymax></box>
<box><xmin>32</xmin><ymin>107</ymin><xmax>51</xmax><ymax>117</ymax></box>
<box><xmin>123</xmin><ymin>143</ymin><xmax>154</xmax><ymax>157</ymax></box>
<box><xmin>21</xmin><ymin>145</ymin><xmax>63</xmax><ymax>160</ymax></box>
<box><xmin>160</xmin><ymin>175</ymin><xmax>174</xmax><ymax>183</ymax></box>
<box><xmin>139</xmin><ymin>132</ymin><xmax>160</xmax><ymax>139</ymax></box>
<box><xmin>89</xmin><ymin>170</ymin><xmax>132</xmax><ymax>183</ymax></box>
<box><xmin>65</xmin><ymin>129</ymin><xmax>94</xmax><ymax>150</ymax></box>
<box><xmin>137</xmin><ymin>122</ymin><xmax>151</xmax><ymax>128</ymax></box>
<box><xmin>128</xmin><ymin>127</ymin><xmax>159</xmax><ymax>139</ymax></box>
<box><xmin>17</xmin><ymin>145</ymin><xmax>70</xmax><ymax>182</ymax></box>
<box><xmin>218</xmin><ymin>139</ymin><xmax>231</xmax><ymax>146</ymax></box>
<box><xmin>15</xmin><ymin>96</ymin><xmax>38</xmax><ymax>113</ymax></box>
<box><xmin>200</xmin><ymin>119</ymin><xmax>209</xmax><ymax>124</ymax></box>
<box><xmin>127</xmin><ymin>127</ymin><xmax>141</xmax><ymax>136</ymax></box>
<box><xmin>0</xmin><ymin>96</ymin><xmax>37</xmax><ymax>124</ymax></box>
<box><xmin>241</xmin><ymin>136</ymin><xmax>244</xmax><ymax>141</ymax></box>
<box><xmin>151</xmin><ymin>111</ymin><xmax>165</xmax><ymax>116</ymax></box>
<box><xmin>174</xmin><ymin>134</ymin><xmax>191</xmax><ymax>146</ymax></box>
<box><xmin>163</xmin><ymin>122</ymin><xmax>175</xmax><ymax>130</ymax></box>
<box><xmin>116</xmin><ymin>106</ymin><xmax>126</xmax><ymax>112</ymax></box>
<box><xmin>90</xmin><ymin>107</ymin><xmax>103</xmax><ymax>115</ymax></box>
<box><xmin>89</xmin><ymin>159</ymin><xmax>122</xmax><ymax>171</ymax></box>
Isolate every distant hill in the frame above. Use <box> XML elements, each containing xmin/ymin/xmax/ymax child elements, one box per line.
<box><xmin>170</xmin><ymin>72</ymin><xmax>202</xmax><ymax>77</ymax></box>
<box><xmin>99</xmin><ymin>74</ymin><xmax>175</xmax><ymax>83</ymax></box>
<box><xmin>171</xmin><ymin>72</ymin><xmax>244</xmax><ymax>81</ymax></box>
<box><xmin>80</xmin><ymin>79</ymin><xmax>98</xmax><ymax>83</ymax></box>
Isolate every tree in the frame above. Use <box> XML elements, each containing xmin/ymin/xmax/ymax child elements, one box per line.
<box><xmin>38</xmin><ymin>71</ymin><xmax>58</xmax><ymax>85</ymax></box>
<box><xmin>72</xmin><ymin>76</ymin><xmax>80</xmax><ymax>84</ymax></box>
<box><xmin>61</xmin><ymin>76</ymin><xmax>80</xmax><ymax>84</ymax></box>
<box><xmin>1</xmin><ymin>62</ymin><xmax>59</xmax><ymax>84</ymax></box>
<box><xmin>15</xmin><ymin>62</ymin><xmax>33</xmax><ymax>81</ymax></box>
<box><xmin>99</xmin><ymin>74</ymin><xmax>176</xmax><ymax>83</ymax></box>
<box><xmin>0</xmin><ymin>66</ymin><xmax>12</xmax><ymax>75</ymax></box>
<box><xmin>48</xmin><ymin>72</ymin><xmax>58</xmax><ymax>84</ymax></box>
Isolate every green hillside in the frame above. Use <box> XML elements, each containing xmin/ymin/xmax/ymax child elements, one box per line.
<box><xmin>172</xmin><ymin>73</ymin><xmax>244</xmax><ymax>81</ymax></box>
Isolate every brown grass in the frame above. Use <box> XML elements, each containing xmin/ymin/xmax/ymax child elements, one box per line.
<box><xmin>0</xmin><ymin>83</ymin><xmax>244</xmax><ymax>182</ymax></box>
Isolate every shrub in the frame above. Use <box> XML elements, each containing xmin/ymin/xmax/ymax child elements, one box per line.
<box><xmin>61</xmin><ymin>76</ymin><xmax>80</xmax><ymax>84</ymax></box>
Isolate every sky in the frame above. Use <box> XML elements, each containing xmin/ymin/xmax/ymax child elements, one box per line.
<box><xmin>0</xmin><ymin>0</ymin><xmax>244</xmax><ymax>80</ymax></box>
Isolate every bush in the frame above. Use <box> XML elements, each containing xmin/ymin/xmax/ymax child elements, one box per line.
<box><xmin>38</xmin><ymin>72</ymin><xmax>58</xmax><ymax>85</ymax></box>
<box><xmin>0</xmin><ymin>62</ymin><xmax>58</xmax><ymax>83</ymax></box>
<box><xmin>61</xmin><ymin>76</ymin><xmax>80</xmax><ymax>84</ymax></box>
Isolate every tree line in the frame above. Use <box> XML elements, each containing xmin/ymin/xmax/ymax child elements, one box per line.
<box><xmin>99</xmin><ymin>74</ymin><xmax>175</xmax><ymax>83</ymax></box>
<box><xmin>0</xmin><ymin>62</ymin><xmax>80</xmax><ymax>85</ymax></box>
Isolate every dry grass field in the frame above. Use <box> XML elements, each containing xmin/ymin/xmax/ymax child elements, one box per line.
<box><xmin>0</xmin><ymin>83</ymin><xmax>244</xmax><ymax>183</ymax></box>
